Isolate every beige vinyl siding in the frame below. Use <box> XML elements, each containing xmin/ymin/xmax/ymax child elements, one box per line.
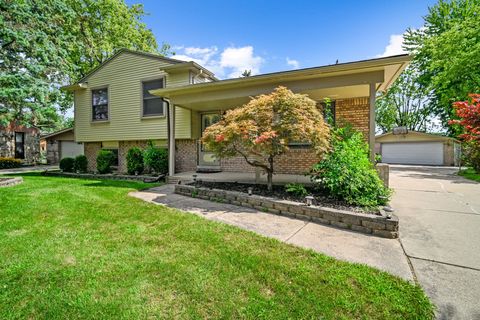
<box><xmin>75</xmin><ymin>51</ymin><xmax>192</xmax><ymax>142</ymax></box>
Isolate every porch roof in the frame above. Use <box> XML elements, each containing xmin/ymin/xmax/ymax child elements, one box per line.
<box><xmin>151</xmin><ymin>54</ymin><xmax>410</xmax><ymax>111</ymax></box>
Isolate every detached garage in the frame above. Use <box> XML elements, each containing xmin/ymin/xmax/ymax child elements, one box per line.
<box><xmin>375</xmin><ymin>131</ymin><xmax>460</xmax><ymax>166</ymax></box>
<box><xmin>41</xmin><ymin>128</ymin><xmax>84</xmax><ymax>164</ymax></box>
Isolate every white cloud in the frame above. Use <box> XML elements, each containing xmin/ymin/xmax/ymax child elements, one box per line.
<box><xmin>286</xmin><ymin>57</ymin><xmax>300</xmax><ymax>69</ymax></box>
<box><xmin>171</xmin><ymin>45</ymin><xmax>264</xmax><ymax>79</ymax></box>
<box><xmin>376</xmin><ymin>34</ymin><xmax>407</xmax><ymax>58</ymax></box>
<box><xmin>220</xmin><ymin>46</ymin><xmax>264</xmax><ymax>78</ymax></box>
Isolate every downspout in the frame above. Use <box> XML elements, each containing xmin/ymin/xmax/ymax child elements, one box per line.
<box><xmin>162</xmin><ymin>97</ymin><xmax>174</xmax><ymax>176</ymax></box>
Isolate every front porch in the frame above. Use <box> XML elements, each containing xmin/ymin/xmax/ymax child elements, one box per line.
<box><xmin>167</xmin><ymin>170</ymin><xmax>311</xmax><ymax>185</ymax></box>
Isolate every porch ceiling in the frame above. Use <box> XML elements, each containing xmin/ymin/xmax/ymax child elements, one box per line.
<box><xmin>152</xmin><ymin>54</ymin><xmax>410</xmax><ymax>111</ymax></box>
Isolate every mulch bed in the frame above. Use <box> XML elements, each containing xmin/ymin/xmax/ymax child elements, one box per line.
<box><xmin>195</xmin><ymin>181</ymin><xmax>380</xmax><ymax>214</ymax></box>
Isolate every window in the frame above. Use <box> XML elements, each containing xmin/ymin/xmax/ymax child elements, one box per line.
<box><xmin>14</xmin><ymin>132</ymin><xmax>25</xmax><ymax>159</ymax></box>
<box><xmin>143</xmin><ymin>79</ymin><xmax>165</xmax><ymax>116</ymax></box>
<box><xmin>92</xmin><ymin>88</ymin><xmax>108</xmax><ymax>121</ymax></box>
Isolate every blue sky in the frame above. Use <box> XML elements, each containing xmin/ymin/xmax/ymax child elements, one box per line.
<box><xmin>128</xmin><ymin>0</ymin><xmax>437</xmax><ymax>79</ymax></box>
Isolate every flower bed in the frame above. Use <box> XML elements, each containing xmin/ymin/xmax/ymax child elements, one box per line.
<box><xmin>175</xmin><ymin>183</ymin><xmax>399</xmax><ymax>238</ymax></box>
<box><xmin>0</xmin><ymin>177</ymin><xmax>23</xmax><ymax>187</ymax></box>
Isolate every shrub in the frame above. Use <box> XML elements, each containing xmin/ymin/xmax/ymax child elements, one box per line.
<box><xmin>59</xmin><ymin>157</ymin><xmax>75</xmax><ymax>172</ymax></box>
<box><xmin>310</xmin><ymin>127</ymin><xmax>391</xmax><ymax>207</ymax></box>
<box><xmin>462</xmin><ymin>142</ymin><xmax>480</xmax><ymax>172</ymax></box>
<box><xmin>73</xmin><ymin>155</ymin><xmax>88</xmax><ymax>173</ymax></box>
<box><xmin>126</xmin><ymin>147</ymin><xmax>144</xmax><ymax>175</ymax></box>
<box><xmin>0</xmin><ymin>157</ymin><xmax>22</xmax><ymax>169</ymax></box>
<box><xmin>96</xmin><ymin>150</ymin><xmax>115</xmax><ymax>174</ymax></box>
<box><xmin>143</xmin><ymin>142</ymin><xmax>168</xmax><ymax>174</ymax></box>
<box><xmin>285</xmin><ymin>183</ymin><xmax>308</xmax><ymax>198</ymax></box>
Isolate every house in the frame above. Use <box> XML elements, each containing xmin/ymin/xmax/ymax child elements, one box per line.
<box><xmin>41</xmin><ymin>128</ymin><xmax>84</xmax><ymax>164</ymax></box>
<box><xmin>63</xmin><ymin>49</ymin><xmax>410</xmax><ymax>175</ymax></box>
<box><xmin>375</xmin><ymin>131</ymin><xmax>460</xmax><ymax>166</ymax></box>
<box><xmin>0</xmin><ymin>122</ymin><xmax>40</xmax><ymax>164</ymax></box>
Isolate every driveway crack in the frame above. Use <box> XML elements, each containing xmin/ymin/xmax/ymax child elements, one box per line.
<box><xmin>284</xmin><ymin>222</ymin><xmax>309</xmax><ymax>242</ymax></box>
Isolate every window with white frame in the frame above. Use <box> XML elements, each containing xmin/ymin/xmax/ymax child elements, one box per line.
<box><xmin>142</xmin><ymin>79</ymin><xmax>165</xmax><ymax>116</ymax></box>
<box><xmin>92</xmin><ymin>88</ymin><xmax>109</xmax><ymax>121</ymax></box>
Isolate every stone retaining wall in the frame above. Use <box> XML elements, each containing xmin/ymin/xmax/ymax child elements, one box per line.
<box><xmin>44</xmin><ymin>171</ymin><xmax>163</xmax><ymax>182</ymax></box>
<box><xmin>0</xmin><ymin>177</ymin><xmax>23</xmax><ymax>187</ymax></box>
<box><xmin>175</xmin><ymin>184</ymin><xmax>398</xmax><ymax>238</ymax></box>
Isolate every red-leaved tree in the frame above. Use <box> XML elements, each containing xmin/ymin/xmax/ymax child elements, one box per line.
<box><xmin>202</xmin><ymin>87</ymin><xmax>330</xmax><ymax>191</ymax></box>
<box><xmin>449</xmin><ymin>94</ymin><xmax>480</xmax><ymax>171</ymax></box>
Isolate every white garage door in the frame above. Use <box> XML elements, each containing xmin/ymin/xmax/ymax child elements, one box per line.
<box><xmin>60</xmin><ymin>141</ymin><xmax>84</xmax><ymax>159</ymax></box>
<box><xmin>381</xmin><ymin>142</ymin><xmax>444</xmax><ymax>165</ymax></box>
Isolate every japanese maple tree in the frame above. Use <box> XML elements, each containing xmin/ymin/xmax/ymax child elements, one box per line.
<box><xmin>449</xmin><ymin>94</ymin><xmax>480</xmax><ymax>171</ymax></box>
<box><xmin>202</xmin><ymin>86</ymin><xmax>330</xmax><ymax>191</ymax></box>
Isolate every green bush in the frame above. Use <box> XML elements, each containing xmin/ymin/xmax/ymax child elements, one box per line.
<box><xmin>96</xmin><ymin>150</ymin><xmax>115</xmax><ymax>174</ymax></box>
<box><xmin>310</xmin><ymin>127</ymin><xmax>391</xmax><ymax>207</ymax></box>
<box><xmin>143</xmin><ymin>142</ymin><xmax>168</xmax><ymax>174</ymax></box>
<box><xmin>285</xmin><ymin>183</ymin><xmax>308</xmax><ymax>197</ymax></box>
<box><xmin>126</xmin><ymin>147</ymin><xmax>144</xmax><ymax>175</ymax></box>
<box><xmin>463</xmin><ymin>142</ymin><xmax>480</xmax><ymax>172</ymax></box>
<box><xmin>0</xmin><ymin>157</ymin><xmax>22</xmax><ymax>169</ymax></box>
<box><xmin>73</xmin><ymin>155</ymin><xmax>88</xmax><ymax>173</ymax></box>
<box><xmin>59</xmin><ymin>157</ymin><xmax>75</xmax><ymax>172</ymax></box>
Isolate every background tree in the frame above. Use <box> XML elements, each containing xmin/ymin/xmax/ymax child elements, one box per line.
<box><xmin>202</xmin><ymin>87</ymin><xmax>330</xmax><ymax>191</ymax></box>
<box><xmin>404</xmin><ymin>0</ymin><xmax>480</xmax><ymax>130</ymax></box>
<box><xmin>449</xmin><ymin>94</ymin><xmax>480</xmax><ymax>171</ymax></box>
<box><xmin>0</xmin><ymin>0</ymin><xmax>171</xmax><ymax>130</ymax></box>
<box><xmin>375</xmin><ymin>67</ymin><xmax>435</xmax><ymax>133</ymax></box>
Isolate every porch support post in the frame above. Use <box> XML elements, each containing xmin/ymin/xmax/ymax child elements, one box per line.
<box><xmin>369</xmin><ymin>82</ymin><xmax>376</xmax><ymax>162</ymax></box>
<box><xmin>168</xmin><ymin>103</ymin><xmax>176</xmax><ymax>176</ymax></box>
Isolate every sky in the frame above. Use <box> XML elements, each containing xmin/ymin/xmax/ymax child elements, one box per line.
<box><xmin>129</xmin><ymin>0</ymin><xmax>437</xmax><ymax>79</ymax></box>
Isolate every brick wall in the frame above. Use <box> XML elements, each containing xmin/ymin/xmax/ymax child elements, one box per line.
<box><xmin>118</xmin><ymin>140</ymin><xmax>148</xmax><ymax>173</ymax></box>
<box><xmin>175</xmin><ymin>139</ymin><xmax>197</xmax><ymax>172</ymax></box>
<box><xmin>220</xmin><ymin>148</ymin><xmax>319</xmax><ymax>175</ymax></box>
<box><xmin>335</xmin><ymin>97</ymin><xmax>370</xmax><ymax>139</ymax></box>
<box><xmin>84</xmin><ymin>142</ymin><xmax>101</xmax><ymax>172</ymax></box>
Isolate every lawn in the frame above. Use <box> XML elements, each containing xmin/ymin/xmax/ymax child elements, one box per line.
<box><xmin>459</xmin><ymin>168</ymin><xmax>480</xmax><ymax>182</ymax></box>
<box><xmin>0</xmin><ymin>174</ymin><xmax>433</xmax><ymax>319</ymax></box>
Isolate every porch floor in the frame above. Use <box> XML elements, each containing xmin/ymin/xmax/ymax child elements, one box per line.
<box><xmin>169</xmin><ymin>171</ymin><xmax>311</xmax><ymax>185</ymax></box>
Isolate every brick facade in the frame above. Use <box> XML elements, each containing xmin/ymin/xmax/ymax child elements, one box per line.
<box><xmin>118</xmin><ymin>140</ymin><xmax>149</xmax><ymax>173</ymax></box>
<box><xmin>82</xmin><ymin>96</ymin><xmax>371</xmax><ymax>175</ymax></box>
<box><xmin>84</xmin><ymin>142</ymin><xmax>101</xmax><ymax>172</ymax></box>
<box><xmin>175</xmin><ymin>139</ymin><xmax>197</xmax><ymax>173</ymax></box>
<box><xmin>335</xmin><ymin>97</ymin><xmax>370</xmax><ymax>139</ymax></box>
<box><xmin>220</xmin><ymin>148</ymin><xmax>319</xmax><ymax>175</ymax></box>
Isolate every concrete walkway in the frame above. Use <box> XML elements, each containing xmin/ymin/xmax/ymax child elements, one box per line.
<box><xmin>390</xmin><ymin>165</ymin><xmax>480</xmax><ymax>320</ymax></box>
<box><xmin>129</xmin><ymin>184</ymin><xmax>413</xmax><ymax>281</ymax></box>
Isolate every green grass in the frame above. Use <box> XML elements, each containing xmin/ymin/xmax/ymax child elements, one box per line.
<box><xmin>459</xmin><ymin>168</ymin><xmax>480</xmax><ymax>182</ymax></box>
<box><xmin>0</xmin><ymin>174</ymin><xmax>434</xmax><ymax>319</ymax></box>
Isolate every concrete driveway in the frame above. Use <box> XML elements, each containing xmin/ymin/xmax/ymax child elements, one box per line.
<box><xmin>390</xmin><ymin>165</ymin><xmax>480</xmax><ymax>320</ymax></box>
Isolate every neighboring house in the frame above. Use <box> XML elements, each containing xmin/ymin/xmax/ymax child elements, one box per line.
<box><xmin>63</xmin><ymin>48</ymin><xmax>410</xmax><ymax>175</ymax></box>
<box><xmin>0</xmin><ymin>122</ymin><xmax>40</xmax><ymax>164</ymax></box>
<box><xmin>41</xmin><ymin>128</ymin><xmax>84</xmax><ymax>164</ymax></box>
<box><xmin>375</xmin><ymin>131</ymin><xmax>460</xmax><ymax>166</ymax></box>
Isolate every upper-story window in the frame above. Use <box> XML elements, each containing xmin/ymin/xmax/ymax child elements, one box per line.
<box><xmin>143</xmin><ymin>79</ymin><xmax>165</xmax><ymax>117</ymax></box>
<box><xmin>92</xmin><ymin>88</ymin><xmax>108</xmax><ymax>121</ymax></box>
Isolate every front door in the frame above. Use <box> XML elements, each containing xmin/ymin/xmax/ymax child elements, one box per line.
<box><xmin>198</xmin><ymin>113</ymin><xmax>221</xmax><ymax>172</ymax></box>
<box><xmin>14</xmin><ymin>132</ymin><xmax>25</xmax><ymax>159</ymax></box>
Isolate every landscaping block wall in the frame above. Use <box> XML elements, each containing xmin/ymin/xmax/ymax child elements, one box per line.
<box><xmin>175</xmin><ymin>184</ymin><xmax>399</xmax><ymax>238</ymax></box>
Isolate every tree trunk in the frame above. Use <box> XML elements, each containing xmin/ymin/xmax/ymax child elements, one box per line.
<box><xmin>266</xmin><ymin>156</ymin><xmax>274</xmax><ymax>192</ymax></box>
<box><xmin>266</xmin><ymin>170</ymin><xmax>273</xmax><ymax>192</ymax></box>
